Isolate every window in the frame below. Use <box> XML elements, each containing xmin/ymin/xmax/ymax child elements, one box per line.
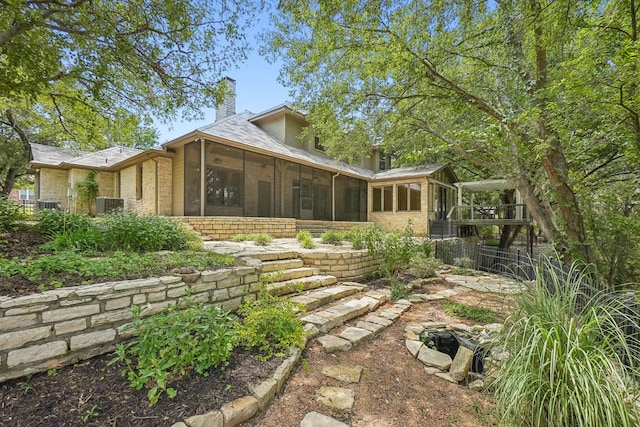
<box><xmin>136</xmin><ymin>164</ymin><xmax>143</xmax><ymax>200</ymax></box>
<box><xmin>397</xmin><ymin>183</ymin><xmax>421</xmax><ymax>211</ymax></box>
<box><xmin>18</xmin><ymin>189</ymin><xmax>34</xmax><ymax>201</ymax></box>
<box><xmin>314</xmin><ymin>136</ymin><xmax>324</xmax><ymax>151</ymax></box>
<box><xmin>372</xmin><ymin>186</ymin><xmax>393</xmax><ymax>212</ymax></box>
<box><xmin>379</xmin><ymin>150</ymin><xmax>387</xmax><ymax>170</ymax></box>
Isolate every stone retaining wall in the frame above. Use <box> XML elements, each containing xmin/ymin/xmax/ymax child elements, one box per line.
<box><xmin>299</xmin><ymin>250</ymin><xmax>383</xmax><ymax>280</ymax></box>
<box><xmin>0</xmin><ymin>265</ymin><xmax>260</xmax><ymax>383</ymax></box>
<box><xmin>179</xmin><ymin>217</ymin><xmax>297</xmax><ymax>240</ymax></box>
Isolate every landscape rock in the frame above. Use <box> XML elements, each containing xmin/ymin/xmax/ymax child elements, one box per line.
<box><xmin>417</xmin><ymin>346</ymin><xmax>452</xmax><ymax>371</ymax></box>
<box><xmin>321</xmin><ymin>365</ymin><xmax>363</xmax><ymax>384</ymax></box>
<box><xmin>317</xmin><ymin>335</ymin><xmax>352</xmax><ymax>353</ymax></box>
<box><xmin>300</xmin><ymin>412</ymin><xmax>349</xmax><ymax>427</ymax></box>
<box><xmin>316</xmin><ymin>386</ymin><xmax>356</xmax><ymax>410</ymax></box>
<box><xmin>449</xmin><ymin>346</ymin><xmax>474</xmax><ymax>382</ymax></box>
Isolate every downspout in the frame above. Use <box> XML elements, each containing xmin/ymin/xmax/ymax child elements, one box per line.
<box><xmin>145</xmin><ymin>154</ymin><xmax>159</xmax><ymax>215</ymax></box>
<box><xmin>332</xmin><ymin>171</ymin><xmax>340</xmax><ymax>221</ymax></box>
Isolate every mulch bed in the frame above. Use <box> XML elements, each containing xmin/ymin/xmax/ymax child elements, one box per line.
<box><xmin>0</xmin><ymin>348</ymin><xmax>283</xmax><ymax>427</ymax></box>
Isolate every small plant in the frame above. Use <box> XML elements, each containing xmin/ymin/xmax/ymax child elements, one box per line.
<box><xmin>76</xmin><ymin>170</ymin><xmax>100</xmax><ymax>216</ymax></box>
<box><xmin>321</xmin><ymin>230</ymin><xmax>343</xmax><ymax>245</ymax></box>
<box><xmin>112</xmin><ymin>302</ymin><xmax>238</xmax><ymax>405</ymax></box>
<box><xmin>235</xmin><ymin>290</ymin><xmax>306</xmax><ymax>361</ymax></box>
<box><xmin>442</xmin><ymin>301</ymin><xmax>498</xmax><ymax>323</ymax></box>
<box><xmin>0</xmin><ymin>197</ymin><xmax>26</xmax><ymax>231</ymax></box>
<box><xmin>82</xmin><ymin>404</ymin><xmax>99</xmax><ymax>424</ymax></box>
<box><xmin>389</xmin><ymin>277</ymin><xmax>410</xmax><ymax>301</ymax></box>
<box><xmin>453</xmin><ymin>257</ymin><xmax>474</xmax><ymax>269</ymax></box>
<box><xmin>301</xmin><ymin>358</ymin><xmax>310</xmax><ymax>372</ymax></box>
<box><xmin>232</xmin><ymin>233</ymin><xmax>273</xmax><ymax>246</ymax></box>
<box><xmin>17</xmin><ymin>377</ymin><xmax>33</xmax><ymax>395</ymax></box>
<box><xmin>344</xmin><ymin>226</ymin><xmax>366</xmax><ymax>249</ymax></box>
<box><xmin>296</xmin><ymin>230</ymin><xmax>316</xmax><ymax>249</ymax></box>
<box><xmin>37</xmin><ymin>209</ymin><xmax>95</xmax><ymax>237</ymax></box>
<box><xmin>408</xmin><ymin>252</ymin><xmax>439</xmax><ymax>278</ymax></box>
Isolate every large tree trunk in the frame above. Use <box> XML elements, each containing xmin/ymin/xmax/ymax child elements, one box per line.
<box><xmin>2</xmin><ymin>109</ymin><xmax>31</xmax><ymax>196</ymax></box>
<box><xmin>497</xmin><ymin>189</ymin><xmax>522</xmax><ymax>250</ymax></box>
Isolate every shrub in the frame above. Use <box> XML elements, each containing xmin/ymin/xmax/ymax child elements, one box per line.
<box><xmin>296</xmin><ymin>230</ymin><xmax>313</xmax><ymax>243</ymax></box>
<box><xmin>389</xmin><ymin>277</ymin><xmax>410</xmax><ymax>301</ymax></box>
<box><xmin>100</xmin><ymin>210</ymin><xmax>198</xmax><ymax>252</ymax></box>
<box><xmin>344</xmin><ymin>226</ymin><xmax>366</xmax><ymax>250</ymax></box>
<box><xmin>491</xmin><ymin>259</ymin><xmax>640</xmax><ymax>426</ymax></box>
<box><xmin>321</xmin><ymin>230</ymin><xmax>343</xmax><ymax>245</ymax></box>
<box><xmin>232</xmin><ymin>233</ymin><xmax>272</xmax><ymax>246</ymax></box>
<box><xmin>0</xmin><ymin>197</ymin><xmax>25</xmax><ymax>231</ymax></box>
<box><xmin>453</xmin><ymin>256</ymin><xmax>474</xmax><ymax>269</ymax></box>
<box><xmin>408</xmin><ymin>252</ymin><xmax>439</xmax><ymax>278</ymax></box>
<box><xmin>441</xmin><ymin>301</ymin><xmax>497</xmax><ymax>323</ymax></box>
<box><xmin>235</xmin><ymin>291</ymin><xmax>306</xmax><ymax>361</ymax></box>
<box><xmin>37</xmin><ymin>209</ymin><xmax>94</xmax><ymax>237</ymax></box>
<box><xmin>359</xmin><ymin>221</ymin><xmax>417</xmax><ymax>277</ymax></box>
<box><xmin>113</xmin><ymin>303</ymin><xmax>238</xmax><ymax>405</ymax></box>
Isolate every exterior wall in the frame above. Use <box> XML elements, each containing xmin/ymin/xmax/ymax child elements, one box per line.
<box><xmin>157</xmin><ymin>157</ymin><xmax>173</xmax><ymax>215</ymax></box>
<box><xmin>0</xmin><ymin>266</ymin><xmax>261</xmax><ymax>383</ymax></box>
<box><xmin>68</xmin><ymin>169</ymin><xmax>117</xmax><ymax>214</ymax></box>
<box><xmin>172</xmin><ymin>145</ymin><xmax>185</xmax><ymax>216</ymax></box>
<box><xmin>284</xmin><ymin>116</ymin><xmax>306</xmax><ymax>149</ymax></box>
<box><xmin>368</xmin><ymin>177</ymin><xmax>431</xmax><ymax>235</ymax></box>
<box><xmin>37</xmin><ymin>169</ymin><xmax>69</xmax><ymax>210</ymax></box>
<box><xmin>119</xmin><ymin>165</ymin><xmax>137</xmax><ymax>211</ymax></box>
<box><xmin>180</xmin><ymin>217</ymin><xmax>297</xmax><ymax>239</ymax></box>
<box><xmin>295</xmin><ymin>220</ymin><xmax>374</xmax><ymax>233</ymax></box>
<box><xmin>255</xmin><ymin>115</ymin><xmax>288</xmax><ymax>147</ymax></box>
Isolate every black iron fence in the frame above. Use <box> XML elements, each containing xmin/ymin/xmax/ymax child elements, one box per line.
<box><xmin>429</xmin><ymin>220</ymin><xmax>458</xmax><ymax>239</ymax></box>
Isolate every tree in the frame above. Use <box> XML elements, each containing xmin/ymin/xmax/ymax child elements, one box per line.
<box><xmin>269</xmin><ymin>0</ymin><xmax>640</xmax><ymax>272</ymax></box>
<box><xmin>0</xmin><ymin>0</ymin><xmax>256</xmax><ymax>194</ymax></box>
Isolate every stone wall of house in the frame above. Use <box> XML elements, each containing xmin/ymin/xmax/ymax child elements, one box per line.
<box><xmin>180</xmin><ymin>217</ymin><xmax>298</xmax><ymax>239</ymax></box>
<box><xmin>119</xmin><ymin>165</ymin><xmax>138</xmax><ymax>211</ymax></box>
<box><xmin>369</xmin><ymin>211</ymin><xmax>430</xmax><ymax>235</ymax></box>
<box><xmin>299</xmin><ymin>250</ymin><xmax>382</xmax><ymax>280</ymax></box>
<box><xmin>37</xmin><ymin>169</ymin><xmax>68</xmax><ymax>209</ymax></box>
<box><xmin>157</xmin><ymin>157</ymin><xmax>173</xmax><ymax>216</ymax></box>
<box><xmin>0</xmin><ymin>266</ymin><xmax>260</xmax><ymax>384</ymax></box>
<box><xmin>296</xmin><ymin>220</ymin><xmax>374</xmax><ymax>234</ymax></box>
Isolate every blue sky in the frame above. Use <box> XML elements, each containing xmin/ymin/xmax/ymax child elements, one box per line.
<box><xmin>154</xmin><ymin>10</ymin><xmax>290</xmax><ymax>143</ymax></box>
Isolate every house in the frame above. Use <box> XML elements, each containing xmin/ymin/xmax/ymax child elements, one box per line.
<box><xmin>28</xmin><ymin>79</ymin><xmax>458</xmax><ymax>238</ymax></box>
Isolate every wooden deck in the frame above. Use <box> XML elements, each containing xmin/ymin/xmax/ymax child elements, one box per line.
<box><xmin>448</xmin><ymin>204</ymin><xmax>533</xmax><ymax>226</ymax></box>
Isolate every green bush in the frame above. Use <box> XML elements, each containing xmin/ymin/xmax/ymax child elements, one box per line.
<box><xmin>100</xmin><ymin>210</ymin><xmax>198</xmax><ymax>252</ymax></box>
<box><xmin>232</xmin><ymin>233</ymin><xmax>273</xmax><ymax>246</ymax></box>
<box><xmin>112</xmin><ymin>303</ymin><xmax>238</xmax><ymax>405</ymax></box>
<box><xmin>453</xmin><ymin>256</ymin><xmax>474</xmax><ymax>269</ymax></box>
<box><xmin>235</xmin><ymin>291</ymin><xmax>306</xmax><ymax>361</ymax></box>
<box><xmin>491</xmin><ymin>259</ymin><xmax>640</xmax><ymax>426</ymax></box>
<box><xmin>344</xmin><ymin>226</ymin><xmax>366</xmax><ymax>249</ymax></box>
<box><xmin>296</xmin><ymin>230</ymin><xmax>313</xmax><ymax>242</ymax></box>
<box><xmin>37</xmin><ymin>209</ymin><xmax>94</xmax><ymax>236</ymax></box>
<box><xmin>0</xmin><ymin>197</ymin><xmax>25</xmax><ymax>231</ymax></box>
<box><xmin>442</xmin><ymin>301</ymin><xmax>497</xmax><ymax>323</ymax></box>
<box><xmin>389</xmin><ymin>277</ymin><xmax>410</xmax><ymax>301</ymax></box>
<box><xmin>321</xmin><ymin>230</ymin><xmax>343</xmax><ymax>245</ymax></box>
<box><xmin>408</xmin><ymin>252</ymin><xmax>439</xmax><ymax>278</ymax></box>
<box><xmin>357</xmin><ymin>221</ymin><xmax>417</xmax><ymax>277</ymax></box>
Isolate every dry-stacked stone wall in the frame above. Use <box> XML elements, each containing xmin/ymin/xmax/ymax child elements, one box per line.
<box><xmin>299</xmin><ymin>250</ymin><xmax>383</xmax><ymax>280</ymax></box>
<box><xmin>0</xmin><ymin>266</ymin><xmax>260</xmax><ymax>383</ymax></box>
<box><xmin>180</xmin><ymin>217</ymin><xmax>297</xmax><ymax>240</ymax></box>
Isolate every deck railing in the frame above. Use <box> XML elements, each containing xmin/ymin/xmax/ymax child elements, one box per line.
<box><xmin>448</xmin><ymin>204</ymin><xmax>531</xmax><ymax>223</ymax></box>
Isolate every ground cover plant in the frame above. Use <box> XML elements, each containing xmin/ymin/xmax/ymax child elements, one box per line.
<box><xmin>491</xmin><ymin>258</ymin><xmax>640</xmax><ymax>426</ymax></box>
<box><xmin>442</xmin><ymin>301</ymin><xmax>497</xmax><ymax>324</ymax></box>
<box><xmin>296</xmin><ymin>230</ymin><xmax>316</xmax><ymax>249</ymax></box>
<box><xmin>232</xmin><ymin>233</ymin><xmax>273</xmax><ymax>246</ymax></box>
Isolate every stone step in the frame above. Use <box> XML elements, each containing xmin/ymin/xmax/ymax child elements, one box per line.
<box><xmin>301</xmin><ymin>296</ymin><xmax>380</xmax><ymax>334</ymax></box>
<box><xmin>265</xmin><ymin>267</ymin><xmax>321</xmax><ymax>284</ymax></box>
<box><xmin>262</xmin><ymin>258</ymin><xmax>305</xmax><ymax>272</ymax></box>
<box><xmin>248</xmin><ymin>251</ymin><xmax>298</xmax><ymax>262</ymax></box>
<box><xmin>313</xmin><ymin>298</ymin><xmax>412</xmax><ymax>353</ymax></box>
<box><xmin>289</xmin><ymin>283</ymin><xmax>368</xmax><ymax>311</ymax></box>
<box><xmin>268</xmin><ymin>275</ymin><xmax>338</xmax><ymax>297</ymax></box>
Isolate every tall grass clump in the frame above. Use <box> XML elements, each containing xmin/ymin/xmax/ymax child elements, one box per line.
<box><xmin>491</xmin><ymin>258</ymin><xmax>640</xmax><ymax>427</ymax></box>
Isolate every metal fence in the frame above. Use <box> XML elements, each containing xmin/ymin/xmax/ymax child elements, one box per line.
<box><xmin>429</xmin><ymin>220</ymin><xmax>458</xmax><ymax>239</ymax></box>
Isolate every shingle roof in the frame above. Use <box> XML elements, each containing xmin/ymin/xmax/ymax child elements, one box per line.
<box><xmin>64</xmin><ymin>146</ymin><xmax>144</xmax><ymax>168</ymax></box>
<box><xmin>29</xmin><ymin>143</ymin><xmax>86</xmax><ymax>166</ymax></box>
<box><xmin>373</xmin><ymin>164</ymin><xmax>449</xmax><ymax>180</ymax></box>
<box><xmin>196</xmin><ymin>111</ymin><xmax>375</xmax><ymax>179</ymax></box>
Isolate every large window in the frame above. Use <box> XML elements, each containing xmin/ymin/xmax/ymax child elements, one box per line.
<box><xmin>205</xmin><ymin>142</ymin><xmax>243</xmax><ymax>215</ymax></box>
<box><xmin>397</xmin><ymin>183</ymin><xmax>421</xmax><ymax>211</ymax></box>
<box><xmin>372</xmin><ymin>186</ymin><xmax>393</xmax><ymax>212</ymax></box>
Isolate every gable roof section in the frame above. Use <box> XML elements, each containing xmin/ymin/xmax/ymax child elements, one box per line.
<box><xmin>373</xmin><ymin>163</ymin><xmax>458</xmax><ymax>182</ymax></box>
<box><xmin>29</xmin><ymin>143</ymin><xmax>87</xmax><ymax>167</ymax></box>
<box><xmin>63</xmin><ymin>146</ymin><xmax>144</xmax><ymax>169</ymax></box>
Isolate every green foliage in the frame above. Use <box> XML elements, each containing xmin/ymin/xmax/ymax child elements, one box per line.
<box><xmin>365</xmin><ymin>221</ymin><xmax>417</xmax><ymax>277</ymax></box>
<box><xmin>0</xmin><ymin>197</ymin><xmax>25</xmax><ymax>230</ymax></box>
<box><xmin>441</xmin><ymin>302</ymin><xmax>497</xmax><ymax>324</ymax></box>
<box><xmin>320</xmin><ymin>230</ymin><xmax>343</xmax><ymax>245</ymax></box>
<box><xmin>491</xmin><ymin>259</ymin><xmax>640</xmax><ymax>426</ymax></box>
<box><xmin>454</xmin><ymin>257</ymin><xmax>474</xmax><ymax>269</ymax></box>
<box><xmin>389</xmin><ymin>277</ymin><xmax>410</xmax><ymax>301</ymax></box>
<box><xmin>37</xmin><ymin>210</ymin><xmax>94</xmax><ymax>237</ymax></box>
<box><xmin>112</xmin><ymin>303</ymin><xmax>238</xmax><ymax>405</ymax></box>
<box><xmin>296</xmin><ymin>230</ymin><xmax>316</xmax><ymax>249</ymax></box>
<box><xmin>236</xmin><ymin>291</ymin><xmax>306</xmax><ymax>361</ymax></box>
<box><xmin>99</xmin><ymin>210</ymin><xmax>199</xmax><ymax>252</ymax></box>
<box><xmin>408</xmin><ymin>252</ymin><xmax>439</xmax><ymax>278</ymax></box>
<box><xmin>76</xmin><ymin>170</ymin><xmax>99</xmax><ymax>215</ymax></box>
<box><xmin>232</xmin><ymin>233</ymin><xmax>273</xmax><ymax>246</ymax></box>
<box><xmin>344</xmin><ymin>226</ymin><xmax>366</xmax><ymax>250</ymax></box>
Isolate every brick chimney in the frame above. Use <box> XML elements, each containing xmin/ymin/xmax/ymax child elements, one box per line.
<box><xmin>216</xmin><ymin>77</ymin><xmax>236</xmax><ymax>121</ymax></box>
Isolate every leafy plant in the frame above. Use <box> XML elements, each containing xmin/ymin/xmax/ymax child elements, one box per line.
<box><xmin>491</xmin><ymin>258</ymin><xmax>640</xmax><ymax>426</ymax></box>
<box><xmin>37</xmin><ymin>210</ymin><xmax>95</xmax><ymax>237</ymax></box>
<box><xmin>82</xmin><ymin>405</ymin><xmax>99</xmax><ymax>424</ymax></box>
<box><xmin>0</xmin><ymin>197</ymin><xmax>26</xmax><ymax>231</ymax></box>
<box><xmin>232</xmin><ymin>233</ymin><xmax>273</xmax><ymax>246</ymax></box>
<box><xmin>344</xmin><ymin>226</ymin><xmax>367</xmax><ymax>250</ymax></box>
<box><xmin>389</xmin><ymin>277</ymin><xmax>410</xmax><ymax>301</ymax></box>
<box><xmin>112</xmin><ymin>303</ymin><xmax>238</xmax><ymax>405</ymax></box>
<box><xmin>76</xmin><ymin>170</ymin><xmax>100</xmax><ymax>216</ymax></box>
<box><xmin>296</xmin><ymin>230</ymin><xmax>316</xmax><ymax>249</ymax></box>
<box><xmin>320</xmin><ymin>230</ymin><xmax>343</xmax><ymax>245</ymax></box>
<box><xmin>442</xmin><ymin>301</ymin><xmax>497</xmax><ymax>323</ymax></box>
<box><xmin>453</xmin><ymin>257</ymin><xmax>474</xmax><ymax>269</ymax></box>
<box><xmin>408</xmin><ymin>252</ymin><xmax>439</xmax><ymax>278</ymax></box>
<box><xmin>236</xmin><ymin>290</ymin><xmax>306</xmax><ymax>361</ymax></box>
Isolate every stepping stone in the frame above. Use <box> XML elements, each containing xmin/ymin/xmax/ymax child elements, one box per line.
<box><xmin>316</xmin><ymin>386</ymin><xmax>355</xmax><ymax>410</ymax></box>
<box><xmin>301</xmin><ymin>313</ymin><xmax>339</xmax><ymax>333</ymax></box>
<box><xmin>321</xmin><ymin>365</ymin><xmax>363</xmax><ymax>383</ymax></box>
<box><xmin>365</xmin><ymin>314</ymin><xmax>393</xmax><ymax>327</ymax></box>
<box><xmin>356</xmin><ymin>320</ymin><xmax>385</xmax><ymax>334</ymax></box>
<box><xmin>290</xmin><ymin>295</ymin><xmax>321</xmax><ymax>311</ymax></box>
<box><xmin>378</xmin><ymin>310</ymin><xmax>400</xmax><ymax>321</ymax></box>
<box><xmin>339</xmin><ymin>327</ymin><xmax>373</xmax><ymax>345</ymax></box>
<box><xmin>405</xmin><ymin>339</ymin><xmax>423</xmax><ymax>358</ymax></box>
<box><xmin>317</xmin><ymin>335</ymin><xmax>352</xmax><ymax>353</ymax></box>
<box><xmin>300</xmin><ymin>412</ymin><xmax>349</xmax><ymax>427</ymax></box>
<box><xmin>360</xmin><ymin>295</ymin><xmax>382</xmax><ymax>310</ymax></box>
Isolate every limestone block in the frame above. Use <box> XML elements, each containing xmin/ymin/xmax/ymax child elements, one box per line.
<box><xmin>41</xmin><ymin>304</ymin><xmax>100</xmax><ymax>323</ymax></box>
<box><xmin>0</xmin><ymin>314</ymin><xmax>37</xmax><ymax>331</ymax></box>
<box><xmin>221</xmin><ymin>396</ymin><xmax>258</xmax><ymax>426</ymax></box>
<box><xmin>200</xmin><ymin>269</ymin><xmax>232</xmax><ymax>283</ymax></box>
<box><xmin>364</xmin><ymin>314</ymin><xmax>393</xmax><ymax>327</ymax></box>
<box><xmin>417</xmin><ymin>346</ymin><xmax>453</xmax><ymax>371</ymax></box>
<box><xmin>435</xmin><ymin>372</ymin><xmax>457</xmax><ymax>383</ymax></box>
<box><xmin>7</xmin><ymin>341</ymin><xmax>67</xmax><ymax>368</ymax></box>
<box><xmin>217</xmin><ymin>277</ymin><xmax>242</xmax><ymax>289</ymax></box>
<box><xmin>55</xmin><ymin>319</ymin><xmax>87</xmax><ymax>335</ymax></box>
<box><xmin>70</xmin><ymin>329</ymin><xmax>116</xmax><ymax>351</ymax></box>
<box><xmin>248</xmin><ymin>378</ymin><xmax>278</xmax><ymax>410</ymax></box>
<box><xmin>0</xmin><ymin>325</ymin><xmax>51</xmax><ymax>351</ymax></box>
<box><xmin>167</xmin><ymin>285</ymin><xmax>188</xmax><ymax>298</ymax></box>
<box><xmin>317</xmin><ymin>335</ymin><xmax>352</xmax><ymax>353</ymax></box>
<box><xmin>91</xmin><ymin>308</ymin><xmax>133</xmax><ymax>327</ymax></box>
<box><xmin>185</xmin><ymin>410</ymin><xmax>223</xmax><ymax>427</ymax></box>
<box><xmin>300</xmin><ymin>412</ymin><xmax>348</xmax><ymax>427</ymax></box>
<box><xmin>449</xmin><ymin>346</ymin><xmax>475</xmax><ymax>382</ymax></box>
<box><xmin>4</xmin><ymin>305</ymin><xmax>48</xmax><ymax>316</ymax></box>
<box><xmin>0</xmin><ymin>293</ymin><xmax>58</xmax><ymax>308</ymax></box>
<box><xmin>105</xmin><ymin>296</ymin><xmax>132</xmax><ymax>311</ymax></box>
<box><xmin>405</xmin><ymin>340</ymin><xmax>423</xmax><ymax>358</ymax></box>
<box><xmin>316</xmin><ymin>386</ymin><xmax>355</xmax><ymax>410</ymax></box>
<box><xmin>356</xmin><ymin>320</ymin><xmax>385</xmax><ymax>334</ymax></box>
<box><xmin>321</xmin><ymin>365</ymin><xmax>363</xmax><ymax>384</ymax></box>
<box><xmin>339</xmin><ymin>327</ymin><xmax>373</xmax><ymax>345</ymax></box>
<box><xmin>132</xmin><ymin>294</ymin><xmax>146</xmax><ymax>305</ymax></box>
